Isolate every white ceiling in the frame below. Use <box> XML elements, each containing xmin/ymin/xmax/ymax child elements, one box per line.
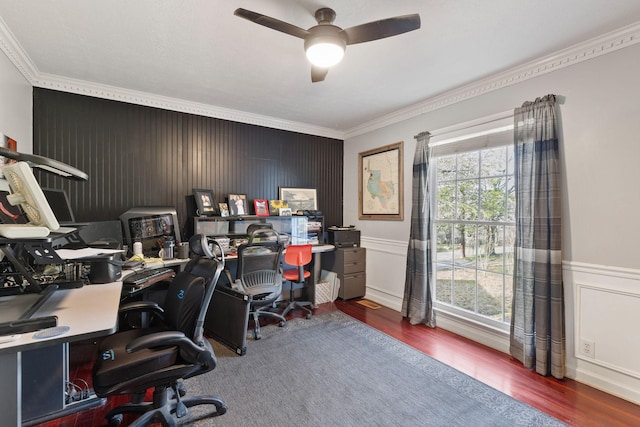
<box><xmin>1</xmin><ymin>1</ymin><xmax>640</xmax><ymax>139</ymax></box>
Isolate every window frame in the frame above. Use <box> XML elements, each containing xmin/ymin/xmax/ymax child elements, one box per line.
<box><xmin>429</xmin><ymin>111</ymin><xmax>515</xmax><ymax>332</ymax></box>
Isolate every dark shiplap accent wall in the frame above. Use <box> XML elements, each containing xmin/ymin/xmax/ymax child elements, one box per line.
<box><xmin>32</xmin><ymin>88</ymin><xmax>343</xmax><ymax>237</ymax></box>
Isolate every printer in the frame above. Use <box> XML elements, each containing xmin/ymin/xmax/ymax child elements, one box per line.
<box><xmin>327</xmin><ymin>226</ymin><xmax>360</xmax><ymax>248</ymax></box>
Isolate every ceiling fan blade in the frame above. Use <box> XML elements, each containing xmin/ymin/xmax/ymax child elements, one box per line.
<box><xmin>234</xmin><ymin>8</ymin><xmax>310</xmax><ymax>39</ymax></box>
<box><xmin>311</xmin><ymin>66</ymin><xmax>329</xmax><ymax>83</ymax></box>
<box><xmin>341</xmin><ymin>14</ymin><xmax>421</xmax><ymax>45</ymax></box>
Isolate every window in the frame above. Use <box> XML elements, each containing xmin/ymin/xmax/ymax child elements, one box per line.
<box><xmin>431</xmin><ymin>114</ymin><xmax>515</xmax><ymax>329</ymax></box>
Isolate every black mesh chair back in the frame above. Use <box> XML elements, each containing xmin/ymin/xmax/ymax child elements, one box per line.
<box><xmin>233</xmin><ymin>227</ymin><xmax>286</xmax><ymax>339</ymax></box>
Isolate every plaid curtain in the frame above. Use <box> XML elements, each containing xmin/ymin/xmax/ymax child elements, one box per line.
<box><xmin>402</xmin><ymin>131</ymin><xmax>436</xmax><ymax>327</ymax></box>
<box><xmin>510</xmin><ymin>95</ymin><xmax>565</xmax><ymax>379</ymax></box>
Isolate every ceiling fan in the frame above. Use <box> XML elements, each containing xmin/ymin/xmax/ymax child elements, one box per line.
<box><xmin>234</xmin><ymin>7</ymin><xmax>421</xmax><ymax>82</ymax></box>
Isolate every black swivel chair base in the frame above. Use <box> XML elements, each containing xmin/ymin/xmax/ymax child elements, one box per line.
<box><xmin>251</xmin><ymin>306</ymin><xmax>287</xmax><ymax>340</ymax></box>
<box><xmin>104</xmin><ymin>383</ymin><xmax>227</xmax><ymax>427</ymax></box>
<box><xmin>281</xmin><ymin>299</ymin><xmax>313</xmax><ymax>319</ymax></box>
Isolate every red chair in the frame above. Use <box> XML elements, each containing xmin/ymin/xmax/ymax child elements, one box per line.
<box><xmin>281</xmin><ymin>244</ymin><xmax>313</xmax><ymax>319</ymax></box>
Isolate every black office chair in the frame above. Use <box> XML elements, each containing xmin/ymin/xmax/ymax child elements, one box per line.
<box><xmin>232</xmin><ymin>227</ymin><xmax>286</xmax><ymax>340</ymax></box>
<box><xmin>92</xmin><ymin>234</ymin><xmax>227</xmax><ymax>426</ymax></box>
<box><xmin>246</xmin><ymin>222</ymin><xmax>272</xmax><ymax>237</ymax></box>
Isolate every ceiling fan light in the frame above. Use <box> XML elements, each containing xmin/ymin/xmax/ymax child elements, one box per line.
<box><xmin>305</xmin><ymin>39</ymin><xmax>345</xmax><ymax>68</ymax></box>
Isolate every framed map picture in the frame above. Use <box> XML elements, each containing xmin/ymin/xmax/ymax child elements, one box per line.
<box><xmin>358</xmin><ymin>141</ymin><xmax>403</xmax><ymax>220</ymax></box>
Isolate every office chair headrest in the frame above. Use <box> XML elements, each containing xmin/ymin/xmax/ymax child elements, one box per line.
<box><xmin>189</xmin><ymin>234</ymin><xmax>226</xmax><ymax>263</ymax></box>
<box><xmin>189</xmin><ymin>234</ymin><xmax>214</xmax><ymax>259</ymax></box>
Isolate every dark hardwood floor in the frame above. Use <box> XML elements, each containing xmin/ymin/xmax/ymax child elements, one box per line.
<box><xmin>38</xmin><ymin>299</ymin><xmax>640</xmax><ymax>426</ymax></box>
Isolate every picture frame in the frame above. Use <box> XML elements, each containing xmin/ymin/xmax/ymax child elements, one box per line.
<box><xmin>193</xmin><ymin>188</ymin><xmax>216</xmax><ymax>216</ymax></box>
<box><xmin>358</xmin><ymin>141</ymin><xmax>404</xmax><ymax>220</ymax></box>
<box><xmin>218</xmin><ymin>202</ymin><xmax>229</xmax><ymax>217</ymax></box>
<box><xmin>1</xmin><ymin>133</ymin><xmax>17</xmax><ymax>165</ymax></box>
<box><xmin>279</xmin><ymin>187</ymin><xmax>317</xmax><ymax>213</ymax></box>
<box><xmin>254</xmin><ymin>199</ymin><xmax>269</xmax><ymax>216</ymax></box>
<box><xmin>228</xmin><ymin>194</ymin><xmax>248</xmax><ymax>216</ymax></box>
<box><xmin>269</xmin><ymin>199</ymin><xmax>289</xmax><ymax>216</ymax></box>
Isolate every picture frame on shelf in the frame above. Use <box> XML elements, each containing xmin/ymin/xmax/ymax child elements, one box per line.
<box><xmin>279</xmin><ymin>187</ymin><xmax>317</xmax><ymax>213</ymax></box>
<box><xmin>193</xmin><ymin>188</ymin><xmax>216</xmax><ymax>216</ymax></box>
<box><xmin>1</xmin><ymin>133</ymin><xmax>17</xmax><ymax>165</ymax></box>
<box><xmin>279</xmin><ymin>207</ymin><xmax>292</xmax><ymax>216</ymax></box>
<box><xmin>254</xmin><ymin>199</ymin><xmax>269</xmax><ymax>216</ymax></box>
<box><xmin>358</xmin><ymin>141</ymin><xmax>404</xmax><ymax>220</ymax></box>
<box><xmin>218</xmin><ymin>202</ymin><xmax>229</xmax><ymax>217</ymax></box>
<box><xmin>269</xmin><ymin>199</ymin><xmax>288</xmax><ymax>215</ymax></box>
<box><xmin>228</xmin><ymin>194</ymin><xmax>248</xmax><ymax>216</ymax></box>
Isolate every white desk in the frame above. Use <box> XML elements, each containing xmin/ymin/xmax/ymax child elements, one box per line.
<box><xmin>0</xmin><ymin>282</ymin><xmax>121</xmax><ymax>426</ymax></box>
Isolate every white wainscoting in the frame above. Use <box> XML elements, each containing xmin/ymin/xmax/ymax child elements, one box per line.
<box><xmin>363</xmin><ymin>238</ymin><xmax>640</xmax><ymax>404</ymax></box>
<box><xmin>361</xmin><ymin>236</ymin><xmax>407</xmax><ymax>311</ymax></box>
<box><xmin>563</xmin><ymin>261</ymin><xmax>640</xmax><ymax>405</ymax></box>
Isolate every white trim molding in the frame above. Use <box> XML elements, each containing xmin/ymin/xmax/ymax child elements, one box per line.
<box><xmin>360</xmin><ymin>236</ymin><xmax>406</xmax><ymax>311</ymax></box>
<box><xmin>33</xmin><ymin>73</ymin><xmax>345</xmax><ymax>140</ymax></box>
<box><xmin>344</xmin><ymin>21</ymin><xmax>640</xmax><ymax>138</ymax></box>
<box><xmin>563</xmin><ymin>261</ymin><xmax>640</xmax><ymax>405</ymax></box>
<box><xmin>1</xmin><ymin>15</ymin><xmax>639</xmax><ymax>140</ymax></box>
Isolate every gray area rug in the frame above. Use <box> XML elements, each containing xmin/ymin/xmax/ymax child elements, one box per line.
<box><xmin>183</xmin><ymin>310</ymin><xmax>566</xmax><ymax>426</ymax></box>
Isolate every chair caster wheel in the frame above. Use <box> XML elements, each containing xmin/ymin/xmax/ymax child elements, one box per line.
<box><xmin>278</xmin><ymin>320</ymin><xmax>286</xmax><ymax>327</ymax></box>
<box><xmin>176</xmin><ymin>382</ymin><xmax>187</xmax><ymax>397</ymax></box>
<box><xmin>107</xmin><ymin>414</ymin><xmax>123</xmax><ymax>426</ymax></box>
<box><xmin>216</xmin><ymin>403</ymin><xmax>228</xmax><ymax>415</ymax></box>
<box><xmin>306</xmin><ymin>313</ymin><xmax>312</xmax><ymax>319</ymax></box>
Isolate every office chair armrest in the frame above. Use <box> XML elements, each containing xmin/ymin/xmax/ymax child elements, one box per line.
<box><xmin>126</xmin><ymin>330</ymin><xmax>188</xmax><ymax>353</ymax></box>
<box><xmin>119</xmin><ymin>300</ymin><xmax>165</xmax><ymax>317</ymax></box>
<box><xmin>126</xmin><ymin>330</ymin><xmax>209</xmax><ymax>363</ymax></box>
<box><xmin>118</xmin><ymin>301</ymin><xmax>166</xmax><ymax>329</ymax></box>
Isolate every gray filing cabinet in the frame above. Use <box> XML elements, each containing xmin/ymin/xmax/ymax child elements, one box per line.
<box><xmin>322</xmin><ymin>247</ymin><xmax>366</xmax><ymax>300</ymax></box>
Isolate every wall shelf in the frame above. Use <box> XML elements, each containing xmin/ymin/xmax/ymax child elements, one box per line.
<box><xmin>192</xmin><ymin>215</ymin><xmax>324</xmax><ymax>245</ymax></box>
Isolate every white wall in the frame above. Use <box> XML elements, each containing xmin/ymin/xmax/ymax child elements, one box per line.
<box><xmin>344</xmin><ymin>43</ymin><xmax>640</xmax><ymax>403</ymax></box>
<box><xmin>0</xmin><ymin>49</ymin><xmax>32</xmax><ymax>153</ymax></box>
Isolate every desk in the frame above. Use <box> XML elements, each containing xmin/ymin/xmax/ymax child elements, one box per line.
<box><xmin>0</xmin><ymin>282</ymin><xmax>121</xmax><ymax>426</ymax></box>
<box><xmin>204</xmin><ymin>244</ymin><xmax>334</xmax><ymax>355</ymax></box>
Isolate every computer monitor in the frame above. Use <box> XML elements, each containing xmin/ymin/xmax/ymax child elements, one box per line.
<box><xmin>42</xmin><ymin>188</ymin><xmax>76</xmax><ymax>224</ymax></box>
<box><xmin>119</xmin><ymin>206</ymin><xmax>181</xmax><ymax>257</ymax></box>
<box><xmin>1</xmin><ymin>161</ymin><xmax>60</xmax><ymax>231</ymax></box>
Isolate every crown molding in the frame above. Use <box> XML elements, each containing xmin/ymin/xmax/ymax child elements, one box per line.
<box><xmin>0</xmin><ymin>16</ymin><xmax>39</xmax><ymax>82</ymax></box>
<box><xmin>1</xmin><ymin>15</ymin><xmax>639</xmax><ymax>141</ymax></box>
<box><xmin>0</xmin><ymin>17</ymin><xmax>343</xmax><ymax>140</ymax></box>
<box><xmin>32</xmin><ymin>73</ymin><xmax>345</xmax><ymax>140</ymax></box>
<box><xmin>343</xmin><ymin>20</ymin><xmax>640</xmax><ymax>139</ymax></box>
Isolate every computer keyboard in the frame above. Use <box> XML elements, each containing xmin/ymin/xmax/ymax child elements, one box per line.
<box><xmin>123</xmin><ymin>268</ymin><xmax>175</xmax><ymax>287</ymax></box>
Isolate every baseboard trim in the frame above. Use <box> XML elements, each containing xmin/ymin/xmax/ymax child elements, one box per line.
<box><xmin>433</xmin><ymin>310</ymin><xmax>510</xmax><ymax>354</ymax></box>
